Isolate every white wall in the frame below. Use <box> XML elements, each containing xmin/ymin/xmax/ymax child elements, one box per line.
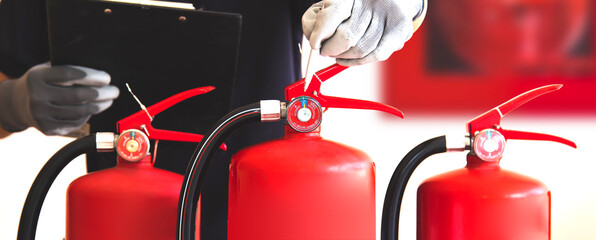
<box><xmin>0</xmin><ymin>129</ymin><xmax>86</xmax><ymax>240</ymax></box>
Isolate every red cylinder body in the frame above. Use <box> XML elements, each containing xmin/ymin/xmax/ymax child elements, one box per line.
<box><xmin>66</xmin><ymin>156</ymin><xmax>197</xmax><ymax>240</ymax></box>
<box><xmin>417</xmin><ymin>155</ymin><xmax>550</xmax><ymax>240</ymax></box>
<box><xmin>228</xmin><ymin>125</ymin><xmax>376</xmax><ymax>239</ymax></box>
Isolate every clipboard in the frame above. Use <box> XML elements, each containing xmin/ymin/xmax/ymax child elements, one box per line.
<box><xmin>46</xmin><ymin>0</ymin><xmax>242</xmax><ymax>137</ymax></box>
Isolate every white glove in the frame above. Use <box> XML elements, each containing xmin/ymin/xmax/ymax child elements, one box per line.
<box><xmin>302</xmin><ymin>0</ymin><xmax>423</xmax><ymax>66</ymax></box>
<box><xmin>0</xmin><ymin>63</ymin><xmax>119</xmax><ymax>135</ymax></box>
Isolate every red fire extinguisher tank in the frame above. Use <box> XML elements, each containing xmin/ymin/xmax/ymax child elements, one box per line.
<box><xmin>65</xmin><ymin>87</ymin><xmax>216</xmax><ymax>240</ymax></box>
<box><xmin>417</xmin><ymin>155</ymin><xmax>550</xmax><ymax>240</ymax></box>
<box><xmin>380</xmin><ymin>85</ymin><xmax>576</xmax><ymax>240</ymax></box>
<box><xmin>406</xmin><ymin>85</ymin><xmax>574</xmax><ymax>240</ymax></box>
<box><xmin>225</xmin><ymin>64</ymin><xmax>404</xmax><ymax>239</ymax></box>
<box><xmin>66</xmin><ymin>156</ymin><xmax>184</xmax><ymax>240</ymax></box>
<box><xmin>228</xmin><ymin>125</ymin><xmax>376</xmax><ymax>239</ymax></box>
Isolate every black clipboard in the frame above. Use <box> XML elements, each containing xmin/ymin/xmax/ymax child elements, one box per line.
<box><xmin>46</xmin><ymin>0</ymin><xmax>242</xmax><ymax>170</ymax></box>
<box><xmin>47</xmin><ymin>0</ymin><xmax>242</xmax><ymax>135</ymax></box>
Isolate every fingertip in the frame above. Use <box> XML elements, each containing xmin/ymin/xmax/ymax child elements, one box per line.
<box><xmin>92</xmin><ymin>100</ymin><xmax>114</xmax><ymax>114</ymax></box>
<box><xmin>108</xmin><ymin>85</ymin><xmax>120</xmax><ymax>96</ymax></box>
<box><xmin>96</xmin><ymin>85</ymin><xmax>120</xmax><ymax>101</ymax></box>
<box><xmin>70</xmin><ymin>65</ymin><xmax>111</xmax><ymax>86</ymax></box>
<box><xmin>308</xmin><ymin>30</ymin><xmax>329</xmax><ymax>51</ymax></box>
<box><xmin>309</xmin><ymin>40</ymin><xmax>322</xmax><ymax>51</ymax></box>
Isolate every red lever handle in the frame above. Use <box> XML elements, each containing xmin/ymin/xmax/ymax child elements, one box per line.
<box><xmin>317</xmin><ymin>95</ymin><xmax>404</xmax><ymax>118</ymax></box>
<box><xmin>117</xmin><ymin>86</ymin><xmax>226</xmax><ymax>150</ymax></box>
<box><xmin>496</xmin><ymin>84</ymin><xmax>563</xmax><ymax>117</ymax></box>
<box><xmin>468</xmin><ymin>84</ymin><xmax>563</xmax><ymax>134</ymax></box>
<box><xmin>500</xmin><ymin>128</ymin><xmax>577</xmax><ymax>148</ymax></box>
<box><xmin>285</xmin><ymin>63</ymin><xmax>403</xmax><ymax>118</ymax></box>
<box><xmin>285</xmin><ymin>64</ymin><xmax>348</xmax><ymax>101</ymax></box>
<box><xmin>146</xmin><ymin>86</ymin><xmax>215</xmax><ymax>117</ymax></box>
<box><xmin>467</xmin><ymin>84</ymin><xmax>575</xmax><ymax>149</ymax></box>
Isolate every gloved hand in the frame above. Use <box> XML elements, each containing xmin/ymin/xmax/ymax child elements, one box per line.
<box><xmin>0</xmin><ymin>63</ymin><xmax>119</xmax><ymax>135</ymax></box>
<box><xmin>302</xmin><ymin>0</ymin><xmax>424</xmax><ymax>66</ymax></box>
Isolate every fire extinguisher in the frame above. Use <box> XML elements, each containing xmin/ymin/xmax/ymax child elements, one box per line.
<box><xmin>177</xmin><ymin>64</ymin><xmax>403</xmax><ymax>240</ymax></box>
<box><xmin>380</xmin><ymin>84</ymin><xmax>577</xmax><ymax>240</ymax></box>
<box><xmin>17</xmin><ymin>86</ymin><xmax>224</xmax><ymax>240</ymax></box>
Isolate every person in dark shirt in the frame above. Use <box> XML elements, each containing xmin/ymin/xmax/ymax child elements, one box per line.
<box><xmin>0</xmin><ymin>0</ymin><xmax>426</xmax><ymax>238</ymax></box>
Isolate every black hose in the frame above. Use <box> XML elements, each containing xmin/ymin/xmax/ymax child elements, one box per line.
<box><xmin>177</xmin><ymin>103</ymin><xmax>262</xmax><ymax>240</ymax></box>
<box><xmin>17</xmin><ymin>134</ymin><xmax>97</xmax><ymax>240</ymax></box>
<box><xmin>381</xmin><ymin>136</ymin><xmax>447</xmax><ymax>240</ymax></box>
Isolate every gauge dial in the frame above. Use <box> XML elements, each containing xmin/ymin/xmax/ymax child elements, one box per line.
<box><xmin>473</xmin><ymin>129</ymin><xmax>506</xmax><ymax>162</ymax></box>
<box><xmin>286</xmin><ymin>96</ymin><xmax>322</xmax><ymax>132</ymax></box>
<box><xmin>116</xmin><ymin>129</ymin><xmax>150</xmax><ymax>162</ymax></box>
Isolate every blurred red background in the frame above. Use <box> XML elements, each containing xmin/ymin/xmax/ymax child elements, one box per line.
<box><xmin>383</xmin><ymin>0</ymin><xmax>596</xmax><ymax>115</ymax></box>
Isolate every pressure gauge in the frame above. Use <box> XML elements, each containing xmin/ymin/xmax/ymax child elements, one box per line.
<box><xmin>286</xmin><ymin>96</ymin><xmax>322</xmax><ymax>132</ymax></box>
<box><xmin>473</xmin><ymin>129</ymin><xmax>506</xmax><ymax>162</ymax></box>
<box><xmin>116</xmin><ymin>129</ymin><xmax>150</xmax><ymax>162</ymax></box>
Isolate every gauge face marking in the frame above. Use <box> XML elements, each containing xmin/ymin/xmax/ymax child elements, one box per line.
<box><xmin>117</xmin><ymin>129</ymin><xmax>150</xmax><ymax>162</ymax></box>
<box><xmin>297</xmin><ymin>108</ymin><xmax>312</xmax><ymax>122</ymax></box>
<box><xmin>287</xmin><ymin>96</ymin><xmax>322</xmax><ymax>132</ymax></box>
<box><xmin>473</xmin><ymin>129</ymin><xmax>506</xmax><ymax>162</ymax></box>
<box><xmin>126</xmin><ymin>139</ymin><xmax>140</xmax><ymax>153</ymax></box>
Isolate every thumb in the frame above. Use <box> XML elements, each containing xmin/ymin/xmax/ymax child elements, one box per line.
<box><xmin>302</xmin><ymin>2</ymin><xmax>323</xmax><ymax>39</ymax></box>
<box><xmin>306</xmin><ymin>0</ymin><xmax>353</xmax><ymax>50</ymax></box>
